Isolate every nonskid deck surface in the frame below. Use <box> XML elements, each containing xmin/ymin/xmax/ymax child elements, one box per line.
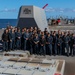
<box><xmin>0</xmin><ymin>51</ymin><xmax>65</xmax><ymax>75</ymax></box>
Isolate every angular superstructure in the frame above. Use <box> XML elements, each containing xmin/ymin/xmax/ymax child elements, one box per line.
<box><xmin>17</xmin><ymin>6</ymin><xmax>49</xmax><ymax>31</ymax></box>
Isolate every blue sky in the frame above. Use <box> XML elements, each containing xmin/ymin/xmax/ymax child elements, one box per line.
<box><xmin>0</xmin><ymin>0</ymin><xmax>75</xmax><ymax>19</ymax></box>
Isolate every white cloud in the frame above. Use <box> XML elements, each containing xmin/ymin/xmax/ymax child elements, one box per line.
<box><xmin>45</xmin><ymin>7</ymin><xmax>55</xmax><ymax>12</ymax></box>
<box><xmin>45</xmin><ymin>7</ymin><xmax>75</xmax><ymax>13</ymax></box>
<box><xmin>0</xmin><ymin>8</ymin><xmax>18</xmax><ymax>12</ymax></box>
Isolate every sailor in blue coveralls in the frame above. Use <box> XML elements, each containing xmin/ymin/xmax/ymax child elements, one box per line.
<box><xmin>40</xmin><ymin>35</ymin><xmax>46</xmax><ymax>56</ymax></box>
<box><xmin>72</xmin><ymin>34</ymin><xmax>75</xmax><ymax>56</ymax></box>
<box><xmin>61</xmin><ymin>32</ymin><xmax>65</xmax><ymax>55</ymax></box>
<box><xmin>21</xmin><ymin>28</ymin><xmax>25</xmax><ymax>50</ymax></box>
<box><xmin>33</xmin><ymin>34</ymin><xmax>39</xmax><ymax>55</ymax></box>
<box><xmin>2</xmin><ymin>29</ymin><xmax>9</xmax><ymax>51</ymax></box>
<box><xmin>8</xmin><ymin>28</ymin><xmax>12</xmax><ymax>50</ymax></box>
<box><xmin>46</xmin><ymin>33</ymin><xmax>53</xmax><ymax>55</ymax></box>
<box><xmin>57</xmin><ymin>35</ymin><xmax>62</xmax><ymax>55</ymax></box>
<box><xmin>23</xmin><ymin>29</ymin><xmax>30</xmax><ymax>50</ymax></box>
<box><xmin>9</xmin><ymin>28</ymin><xmax>15</xmax><ymax>50</ymax></box>
<box><xmin>14</xmin><ymin>27</ymin><xmax>18</xmax><ymax>49</ymax></box>
<box><xmin>64</xmin><ymin>33</ymin><xmax>70</xmax><ymax>56</ymax></box>
<box><xmin>16</xmin><ymin>29</ymin><xmax>21</xmax><ymax>50</ymax></box>
<box><xmin>69</xmin><ymin>34</ymin><xmax>74</xmax><ymax>56</ymax></box>
<box><xmin>53</xmin><ymin>33</ymin><xmax>57</xmax><ymax>56</ymax></box>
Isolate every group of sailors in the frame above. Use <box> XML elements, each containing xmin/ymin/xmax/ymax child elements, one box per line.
<box><xmin>1</xmin><ymin>26</ymin><xmax>75</xmax><ymax>57</ymax></box>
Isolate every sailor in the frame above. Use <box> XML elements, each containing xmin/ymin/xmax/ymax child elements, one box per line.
<box><xmin>9</xmin><ymin>28</ymin><xmax>15</xmax><ymax>50</ymax></box>
<box><xmin>33</xmin><ymin>34</ymin><xmax>39</xmax><ymax>55</ymax></box>
<box><xmin>29</xmin><ymin>28</ymin><xmax>33</xmax><ymax>37</ymax></box>
<box><xmin>52</xmin><ymin>33</ymin><xmax>57</xmax><ymax>56</ymax></box>
<box><xmin>16</xmin><ymin>28</ymin><xmax>21</xmax><ymax>50</ymax></box>
<box><xmin>69</xmin><ymin>33</ymin><xmax>74</xmax><ymax>56</ymax></box>
<box><xmin>38</xmin><ymin>30</ymin><xmax>41</xmax><ymax>39</ymax></box>
<box><xmin>50</xmin><ymin>31</ymin><xmax>53</xmax><ymax>37</ymax></box>
<box><xmin>56</xmin><ymin>30</ymin><xmax>61</xmax><ymax>38</ymax></box>
<box><xmin>57</xmin><ymin>35</ymin><xmax>62</xmax><ymax>55</ymax></box>
<box><xmin>23</xmin><ymin>29</ymin><xmax>30</xmax><ymax>50</ymax></box>
<box><xmin>45</xmin><ymin>31</ymin><xmax>48</xmax><ymax>55</ymax></box>
<box><xmin>2</xmin><ymin>29</ymin><xmax>9</xmax><ymax>51</ymax></box>
<box><xmin>72</xmin><ymin>34</ymin><xmax>75</xmax><ymax>56</ymax></box>
<box><xmin>46</xmin><ymin>33</ymin><xmax>53</xmax><ymax>55</ymax></box>
<box><xmin>29</xmin><ymin>34</ymin><xmax>34</xmax><ymax>54</ymax></box>
<box><xmin>67</xmin><ymin>31</ymin><xmax>72</xmax><ymax>55</ymax></box>
<box><xmin>14</xmin><ymin>27</ymin><xmax>18</xmax><ymax>49</ymax></box>
<box><xmin>8</xmin><ymin>28</ymin><xmax>12</xmax><ymax>50</ymax></box>
<box><xmin>44</xmin><ymin>28</ymin><xmax>48</xmax><ymax>35</ymax></box>
<box><xmin>61</xmin><ymin>32</ymin><xmax>65</xmax><ymax>55</ymax></box>
<box><xmin>41</xmin><ymin>31</ymin><xmax>46</xmax><ymax>39</ymax></box>
<box><xmin>37</xmin><ymin>30</ymin><xmax>41</xmax><ymax>54</ymax></box>
<box><xmin>64</xmin><ymin>33</ymin><xmax>70</xmax><ymax>56</ymax></box>
<box><xmin>21</xmin><ymin>28</ymin><xmax>25</xmax><ymax>50</ymax></box>
<box><xmin>40</xmin><ymin>35</ymin><xmax>46</xmax><ymax>56</ymax></box>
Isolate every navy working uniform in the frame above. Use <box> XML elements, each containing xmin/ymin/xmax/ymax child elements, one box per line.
<box><xmin>2</xmin><ymin>31</ymin><xmax>9</xmax><ymax>51</ymax></box>
<box><xmin>29</xmin><ymin>34</ymin><xmax>34</xmax><ymax>54</ymax></box>
<box><xmin>46</xmin><ymin>35</ymin><xmax>53</xmax><ymax>55</ymax></box>
<box><xmin>8</xmin><ymin>29</ymin><xmax>12</xmax><ymax>50</ymax></box>
<box><xmin>57</xmin><ymin>36</ymin><xmax>62</xmax><ymax>55</ymax></box>
<box><xmin>69</xmin><ymin>35</ymin><xmax>74</xmax><ymax>56</ymax></box>
<box><xmin>53</xmin><ymin>35</ymin><xmax>57</xmax><ymax>55</ymax></box>
<box><xmin>64</xmin><ymin>35</ymin><xmax>70</xmax><ymax>56</ymax></box>
<box><xmin>9</xmin><ymin>31</ymin><xmax>15</xmax><ymax>50</ymax></box>
<box><xmin>73</xmin><ymin>36</ymin><xmax>75</xmax><ymax>56</ymax></box>
<box><xmin>23</xmin><ymin>32</ymin><xmax>30</xmax><ymax>50</ymax></box>
<box><xmin>33</xmin><ymin>35</ymin><xmax>39</xmax><ymax>55</ymax></box>
<box><xmin>40</xmin><ymin>36</ymin><xmax>46</xmax><ymax>56</ymax></box>
<box><xmin>61</xmin><ymin>35</ymin><xmax>65</xmax><ymax>55</ymax></box>
<box><xmin>16</xmin><ymin>31</ymin><xmax>21</xmax><ymax>49</ymax></box>
<box><xmin>21</xmin><ymin>31</ymin><xmax>25</xmax><ymax>50</ymax></box>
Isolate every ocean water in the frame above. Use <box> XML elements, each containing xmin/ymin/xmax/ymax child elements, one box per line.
<box><xmin>0</xmin><ymin>19</ymin><xmax>17</xmax><ymax>29</ymax></box>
